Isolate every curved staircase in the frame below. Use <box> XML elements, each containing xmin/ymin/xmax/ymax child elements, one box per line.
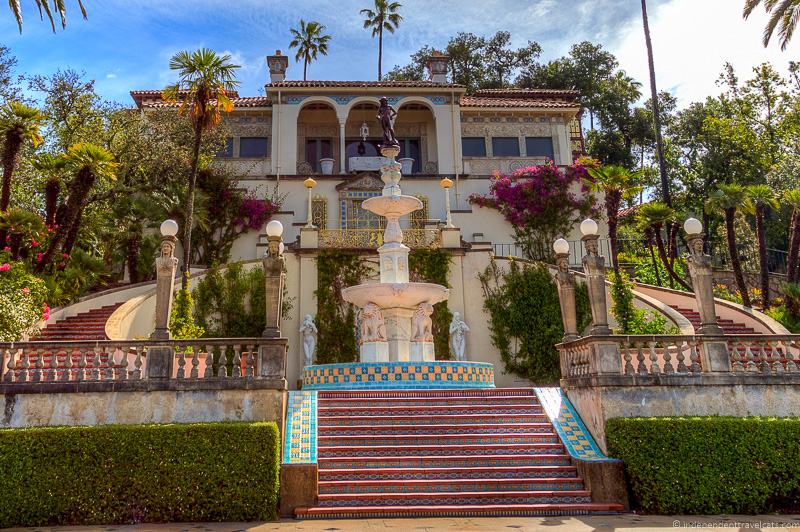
<box><xmin>296</xmin><ymin>388</ymin><xmax>623</xmax><ymax>518</ymax></box>
<box><xmin>669</xmin><ymin>306</ymin><xmax>759</xmax><ymax>335</ymax></box>
<box><xmin>32</xmin><ymin>304</ymin><xmax>122</xmax><ymax>342</ymax></box>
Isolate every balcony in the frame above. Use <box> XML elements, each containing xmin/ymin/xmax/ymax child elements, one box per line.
<box><xmin>318</xmin><ymin>228</ymin><xmax>440</xmax><ymax>249</ymax></box>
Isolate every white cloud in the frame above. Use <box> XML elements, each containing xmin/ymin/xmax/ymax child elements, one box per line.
<box><xmin>609</xmin><ymin>0</ymin><xmax>800</xmax><ymax>106</ymax></box>
<box><xmin>106</xmin><ymin>73</ymin><xmax>116</xmax><ymax>79</ymax></box>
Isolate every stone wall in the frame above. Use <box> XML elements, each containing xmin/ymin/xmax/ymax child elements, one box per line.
<box><xmin>712</xmin><ymin>269</ymin><xmax>787</xmax><ymax>298</ymax></box>
<box><xmin>564</xmin><ymin>374</ymin><xmax>800</xmax><ymax>453</ymax></box>
<box><xmin>1</xmin><ymin>381</ymin><xmax>286</xmax><ymax>430</ymax></box>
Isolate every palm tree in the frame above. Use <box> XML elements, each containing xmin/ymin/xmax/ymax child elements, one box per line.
<box><xmin>705</xmin><ymin>183</ymin><xmax>753</xmax><ymax>308</ymax></box>
<box><xmin>288</xmin><ymin>20</ymin><xmax>331</xmax><ymax>81</ymax></box>
<box><xmin>36</xmin><ymin>143</ymin><xmax>117</xmax><ymax>273</ymax></box>
<box><xmin>640</xmin><ymin>0</ymin><xmax>672</xmax><ymax>208</ymax></box>
<box><xmin>31</xmin><ymin>153</ymin><xmax>65</xmax><ymax>227</ymax></box>
<box><xmin>744</xmin><ymin>0</ymin><xmax>800</xmax><ymax>50</ymax></box>
<box><xmin>163</xmin><ymin>48</ymin><xmax>239</xmax><ymax>290</ymax></box>
<box><xmin>585</xmin><ymin>165</ymin><xmax>642</xmax><ymax>275</ymax></box>
<box><xmin>637</xmin><ymin>202</ymin><xmax>691</xmax><ymax>291</ymax></box>
<box><xmin>784</xmin><ymin>189</ymin><xmax>800</xmax><ymax>285</ymax></box>
<box><xmin>8</xmin><ymin>0</ymin><xmax>87</xmax><ymax>32</ymax></box>
<box><xmin>361</xmin><ymin>0</ymin><xmax>403</xmax><ymax>80</ymax></box>
<box><xmin>747</xmin><ymin>184</ymin><xmax>778</xmax><ymax>308</ymax></box>
<box><xmin>0</xmin><ymin>101</ymin><xmax>44</xmax><ymax>247</ymax></box>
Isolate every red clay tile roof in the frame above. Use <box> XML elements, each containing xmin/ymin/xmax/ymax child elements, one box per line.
<box><xmin>268</xmin><ymin>80</ymin><xmax>464</xmax><ymax>88</ymax></box>
<box><xmin>130</xmin><ymin>91</ymin><xmax>270</xmax><ymax>109</ymax></box>
<box><xmin>461</xmin><ymin>89</ymin><xmax>580</xmax><ymax>109</ymax></box>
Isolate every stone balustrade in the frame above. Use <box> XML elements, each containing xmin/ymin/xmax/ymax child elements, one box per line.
<box><xmin>317</xmin><ymin>228</ymin><xmax>440</xmax><ymax>249</ymax></box>
<box><xmin>1</xmin><ymin>338</ymin><xmax>287</xmax><ymax>385</ymax></box>
<box><xmin>558</xmin><ymin>334</ymin><xmax>800</xmax><ymax>381</ymax></box>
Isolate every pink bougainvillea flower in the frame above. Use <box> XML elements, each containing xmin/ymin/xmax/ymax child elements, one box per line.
<box><xmin>0</xmin><ymin>263</ymin><xmax>9</xmax><ymax>271</ymax></box>
<box><xmin>62</xmin><ymin>253</ymin><xmax>70</xmax><ymax>259</ymax></box>
<box><xmin>21</xmin><ymin>287</ymin><xmax>30</xmax><ymax>295</ymax></box>
<box><xmin>2</xmin><ymin>246</ymin><xmax>9</xmax><ymax>251</ymax></box>
<box><xmin>36</xmin><ymin>253</ymin><xmax>43</xmax><ymax>263</ymax></box>
<box><xmin>31</xmin><ymin>240</ymin><xmax>39</xmax><ymax>248</ymax></box>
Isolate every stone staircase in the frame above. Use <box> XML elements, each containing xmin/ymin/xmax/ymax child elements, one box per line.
<box><xmin>670</xmin><ymin>306</ymin><xmax>758</xmax><ymax>335</ymax></box>
<box><xmin>296</xmin><ymin>389</ymin><xmax>623</xmax><ymax>518</ymax></box>
<box><xmin>32</xmin><ymin>304</ymin><xmax>122</xmax><ymax>342</ymax></box>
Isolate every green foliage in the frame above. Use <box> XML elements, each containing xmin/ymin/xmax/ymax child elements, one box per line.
<box><xmin>170</xmin><ymin>274</ymin><xmax>205</xmax><ymax>339</ymax></box>
<box><xmin>0</xmin><ymin>422</ymin><xmax>280</xmax><ymax>527</ymax></box>
<box><xmin>192</xmin><ymin>263</ymin><xmax>264</xmax><ymax>338</ymax></box>
<box><xmin>0</xmin><ymin>259</ymin><xmax>48</xmax><ymax>341</ymax></box>
<box><xmin>479</xmin><ymin>259</ymin><xmax>591</xmax><ymax>383</ymax></box>
<box><xmin>315</xmin><ymin>250</ymin><xmax>370</xmax><ymax>364</ymax></box>
<box><xmin>610</xmin><ymin>271</ymin><xmax>678</xmax><ymax>334</ymax></box>
<box><xmin>766</xmin><ymin>305</ymin><xmax>800</xmax><ymax>333</ymax></box>
<box><xmin>606</xmin><ymin>416</ymin><xmax>800</xmax><ymax>514</ymax></box>
<box><xmin>409</xmin><ymin>248</ymin><xmax>453</xmax><ymax>360</ymax></box>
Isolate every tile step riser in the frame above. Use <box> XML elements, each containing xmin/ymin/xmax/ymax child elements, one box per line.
<box><xmin>319</xmin><ymin>416</ymin><xmax>550</xmax><ymax>426</ymax></box>
<box><xmin>317</xmin><ymin>496</ymin><xmax>593</xmax><ymax>507</ymax></box>
<box><xmin>319</xmin><ymin>399</ymin><xmax>540</xmax><ymax>407</ymax></box>
<box><xmin>318</xmin><ymin>446</ymin><xmax>565</xmax><ymax>458</ymax></box>
<box><xmin>298</xmin><ymin>506</ymin><xmax>622</xmax><ymax>518</ymax></box>
<box><xmin>319</xmin><ymin>436</ymin><xmax>560</xmax><ymax>446</ymax></box>
<box><xmin>318</xmin><ymin>458</ymin><xmax>573</xmax><ymax>469</ymax></box>
<box><xmin>320</xmin><ymin>471</ymin><xmax>579</xmax><ymax>481</ymax></box>
<box><xmin>319</xmin><ymin>408</ymin><xmax>544</xmax><ymax>417</ymax></box>
<box><xmin>320</xmin><ymin>427</ymin><xmax>557</xmax><ymax>436</ymax></box>
<box><xmin>319</xmin><ymin>483</ymin><xmax>586</xmax><ymax>494</ymax></box>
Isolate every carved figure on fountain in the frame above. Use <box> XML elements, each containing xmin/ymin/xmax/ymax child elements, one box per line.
<box><xmin>411</xmin><ymin>303</ymin><xmax>434</xmax><ymax>343</ymax></box>
<box><xmin>360</xmin><ymin>303</ymin><xmax>387</xmax><ymax>344</ymax></box>
<box><xmin>377</xmin><ymin>96</ymin><xmax>399</xmax><ymax>149</ymax></box>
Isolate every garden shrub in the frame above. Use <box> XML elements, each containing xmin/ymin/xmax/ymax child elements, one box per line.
<box><xmin>610</xmin><ymin>271</ymin><xmax>679</xmax><ymax>335</ymax></box>
<box><xmin>0</xmin><ymin>259</ymin><xmax>49</xmax><ymax>341</ymax></box>
<box><xmin>193</xmin><ymin>263</ymin><xmax>266</xmax><ymax>337</ymax></box>
<box><xmin>606</xmin><ymin>417</ymin><xmax>800</xmax><ymax>514</ymax></box>
<box><xmin>409</xmin><ymin>248</ymin><xmax>453</xmax><ymax>360</ymax></box>
<box><xmin>0</xmin><ymin>422</ymin><xmax>280</xmax><ymax>527</ymax></box>
<box><xmin>170</xmin><ymin>274</ymin><xmax>205</xmax><ymax>339</ymax></box>
<box><xmin>479</xmin><ymin>259</ymin><xmax>591</xmax><ymax>383</ymax></box>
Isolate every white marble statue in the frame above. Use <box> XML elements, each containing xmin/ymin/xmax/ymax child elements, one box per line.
<box><xmin>360</xmin><ymin>303</ymin><xmax>387</xmax><ymax>343</ymax></box>
<box><xmin>449</xmin><ymin>312</ymin><xmax>470</xmax><ymax>361</ymax></box>
<box><xmin>411</xmin><ymin>303</ymin><xmax>434</xmax><ymax>342</ymax></box>
<box><xmin>299</xmin><ymin>314</ymin><xmax>318</xmax><ymax>367</ymax></box>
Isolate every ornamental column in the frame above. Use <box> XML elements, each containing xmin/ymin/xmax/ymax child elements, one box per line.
<box><xmin>148</xmin><ymin>219</ymin><xmax>179</xmax><ymax>379</ymax></box>
<box><xmin>338</xmin><ymin>118</ymin><xmax>347</xmax><ymax>174</ymax></box>
<box><xmin>553</xmin><ymin>238</ymin><xmax>579</xmax><ymax>342</ymax></box>
<box><xmin>580</xmin><ymin>219</ymin><xmax>612</xmax><ymax>336</ymax></box>
<box><xmin>259</xmin><ymin>220</ymin><xmax>288</xmax><ymax>380</ymax></box>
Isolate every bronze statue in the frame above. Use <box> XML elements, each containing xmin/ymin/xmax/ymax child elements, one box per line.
<box><xmin>376</xmin><ymin>97</ymin><xmax>399</xmax><ymax>148</ymax></box>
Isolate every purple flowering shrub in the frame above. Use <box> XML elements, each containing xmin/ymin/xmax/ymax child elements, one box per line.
<box><xmin>469</xmin><ymin>161</ymin><xmax>598</xmax><ymax>260</ymax></box>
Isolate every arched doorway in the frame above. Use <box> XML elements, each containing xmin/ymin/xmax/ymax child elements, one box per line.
<box><xmin>297</xmin><ymin>101</ymin><xmax>338</xmax><ymax>174</ymax></box>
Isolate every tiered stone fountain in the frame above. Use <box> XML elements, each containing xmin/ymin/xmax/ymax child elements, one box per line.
<box><xmin>341</xmin><ymin>144</ymin><xmax>449</xmax><ymax>362</ymax></box>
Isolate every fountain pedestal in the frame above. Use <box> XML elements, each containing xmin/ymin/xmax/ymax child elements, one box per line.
<box><xmin>342</xmin><ymin>145</ymin><xmax>449</xmax><ymax>362</ymax></box>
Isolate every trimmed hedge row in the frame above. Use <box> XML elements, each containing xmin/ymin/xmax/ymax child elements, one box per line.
<box><xmin>606</xmin><ymin>416</ymin><xmax>800</xmax><ymax>514</ymax></box>
<box><xmin>0</xmin><ymin>422</ymin><xmax>280</xmax><ymax>527</ymax></box>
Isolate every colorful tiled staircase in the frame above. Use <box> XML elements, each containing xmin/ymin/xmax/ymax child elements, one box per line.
<box><xmin>295</xmin><ymin>388</ymin><xmax>623</xmax><ymax>518</ymax></box>
<box><xmin>32</xmin><ymin>304</ymin><xmax>122</xmax><ymax>342</ymax></box>
<box><xmin>670</xmin><ymin>306</ymin><xmax>759</xmax><ymax>335</ymax></box>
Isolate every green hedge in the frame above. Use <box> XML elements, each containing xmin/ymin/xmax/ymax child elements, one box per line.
<box><xmin>606</xmin><ymin>417</ymin><xmax>800</xmax><ymax>514</ymax></box>
<box><xmin>0</xmin><ymin>422</ymin><xmax>280</xmax><ymax>527</ymax></box>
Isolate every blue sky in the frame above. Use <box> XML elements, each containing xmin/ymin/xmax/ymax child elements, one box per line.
<box><xmin>2</xmin><ymin>0</ymin><xmax>798</xmax><ymax>107</ymax></box>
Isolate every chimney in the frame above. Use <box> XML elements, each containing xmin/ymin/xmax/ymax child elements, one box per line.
<box><xmin>427</xmin><ymin>51</ymin><xmax>449</xmax><ymax>84</ymax></box>
<box><xmin>267</xmin><ymin>50</ymin><xmax>288</xmax><ymax>83</ymax></box>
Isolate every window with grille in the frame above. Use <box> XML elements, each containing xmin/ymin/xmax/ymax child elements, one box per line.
<box><xmin>311</xmin><ymin>196</ymin><xmax>327</xmax><ymax>229</ymax></box>
<box><xmin>411</xmin><ymin>195</ymin><xmax>429</xmax><ymax>229</ymax></box>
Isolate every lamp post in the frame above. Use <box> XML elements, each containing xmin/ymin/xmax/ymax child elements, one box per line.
<box><xmin>440</xmin><ymin>177</ymin><xmax>454</xmax><ymax>228</ymax></box>
<box><xmin>553</xmin><ymin>238</ymin><xmax>579</xmax><ymax>342</ymax></box>
<box><xmin>684</xmin><ymin>218</ymin><xmax>723</xmax><ymax>335</ymax></box>
<box><xmin>262</xmin><ymin>220</ymin><xmax>285</xmax><ymax>338</ymax></box>
<box><xmin>304</xmin><ymin>177</ymin><xmax>317</xmax><ymax>228</ymax></box>
<box><xmin>581</xmin><ymin>218</ymin><xmax>612</xmax><ymax>335</ymax></box>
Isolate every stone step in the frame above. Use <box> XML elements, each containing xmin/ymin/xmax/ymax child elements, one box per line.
<box><xmin>318</xmin><ymin>413</ymin><xmax>551</xmax><ymax>426</ymax></box>
<box><xmin>317</xmin><ymin>454</ymin><xmax>573</xmax><ymax>469</ymax></box>
<box><xmin>319</xmin><ymin>422</ymin><xmax>556</xmax><ymax>436</ymax></box>
<box><xmin>318</xmin><ymin>433</ymin><xmax>559</xmax><ymax>447</ymax></box>
<box><xmin>295</xmin><ymin>502</ymin><xmax>625</xmax><ymax>518</ymax></box>
<box><xmin>318</xmin><ymin>465</ymin><xmax>580</xmax><ymax>482</ymax></box>
<box><xmin>319</xmin><ymin>477</ymin><xmax>585</xmax><ymax>495</ymax></box>
<box><xmin>318</xmin><ymin>404</ymin><xmax>544</xmax><ymax>417</ymax></box>
<box><xmin>315</xmin><ymin>490</ymin><xmax>593</xmax><ymax>507</ymax></box>
<box><xmin>318</xmin><ymin>395</ymin><xmax>537</xmax><ymax>407</ymax></box>
<box><xmin>318</xmin><ymin>442</ymin><xmax>564</xmax><ymax>459</ymax></box>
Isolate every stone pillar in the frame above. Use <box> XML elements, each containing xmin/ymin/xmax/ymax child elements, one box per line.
<box><xmin>148</xmin><ymin>222</ymin><xmax>179</xmax><ymax>379</ymax></box>
<box><xmin>582</xmin><ymin>233</ymin><xmax>612</xmax><ymax>336</ymax></box>
<box><xmin>686</xmin><ymin>233</ymin><xmax>723</xmax><ymax>335</ymax></box>
<box><xmin>262</xmin><ymin>224</ymin><xmax>285</xmax><ymax>339</ymax></box>
<box><xmin>338</xmin><ymin>119</ymin><xmax>347</xmax><ymax>174</ymax></box>
<box><xmin>554</xmin><ymin>251</ymin><xmax>580</xmax><ymax>342</ymax></box>
<box><xmin>304</xmin><ymin>178</ymin><xmax>316</xmax><ymax>228</ymax></box>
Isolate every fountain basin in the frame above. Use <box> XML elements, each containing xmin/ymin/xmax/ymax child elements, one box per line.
<box><xmin>342</xmin><ymin>282</ymin><xmax>449</xmax><ymax>309</ymax></box>
<box><xmin>363</xmin><ymin>195</ymin><xmax>423</xmax><ymax>218</ymax></box>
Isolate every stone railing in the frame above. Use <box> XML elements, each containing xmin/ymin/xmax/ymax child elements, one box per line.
<box><xmin>558</xmin><ymin>334</ymin><xmax>800</xmax><ymax>380</ymax></box>
<box><xmin>1</xmin><ymin>338</ymin><xmax>287</xmax><ymax>385</ymax></box>
<box><xmin>318</xmin><ymin>228</ymin><xmax>440</xmax><ymax>249</ymax></box>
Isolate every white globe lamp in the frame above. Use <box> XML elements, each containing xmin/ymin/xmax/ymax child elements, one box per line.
<box><xmin>580</xmin><ymin>218</ymin><xmax>599</xmax><ymax>237</ymax></box>
<box><xmin>553</xmin><ymin>238</ymin><xmax>570</xmax><ymax>255</ymax></box>
<box><xmin>160</xmin><ymin>219</ymin><xmax>179</xmax><ymax>237</ymax></box>
<box><xmin>684</xmin><ymin>217</ymin><xmax>703</xmax><ymax>235</ymax></box>
<box><xmin>266</xmin><ymin>220</ymin><xmax>284</xmax><ymax>238</ymax></box>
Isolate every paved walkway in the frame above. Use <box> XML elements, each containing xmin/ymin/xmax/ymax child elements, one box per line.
<box><xmin>10</xmin><ymin>515</ymin><xmax>800</xmax><ymax>532</ymax></box>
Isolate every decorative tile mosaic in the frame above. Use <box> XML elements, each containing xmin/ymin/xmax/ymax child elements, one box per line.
<box><xmin>302</xmin><ymin>361</ymin><xmax>495</xmax><ymax>390</ymax></box>
<box><xmin>283</xmin><ymin>390</ymin><xmax>317</xmax><ymax>464</ymax></box>
<box><xmin>533</xmin><ymin>387</ymin><xmax>618</xmax><ymax>463</ymax></box>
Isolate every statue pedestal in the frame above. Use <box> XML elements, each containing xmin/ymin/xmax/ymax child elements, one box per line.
<box><xmin>383</xmin><ymin>307</ymin><xmax>414</xmax><ymax>362</ymax></box>
<box><xmin>360</xmin><ymin>341</ymin><xmax>389</xmax><ymax>363</ymax></box>
<box><xmin>410</xmin><ymin>341</ymin><xmax>435</xmax><ymax>362</ymax></box>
